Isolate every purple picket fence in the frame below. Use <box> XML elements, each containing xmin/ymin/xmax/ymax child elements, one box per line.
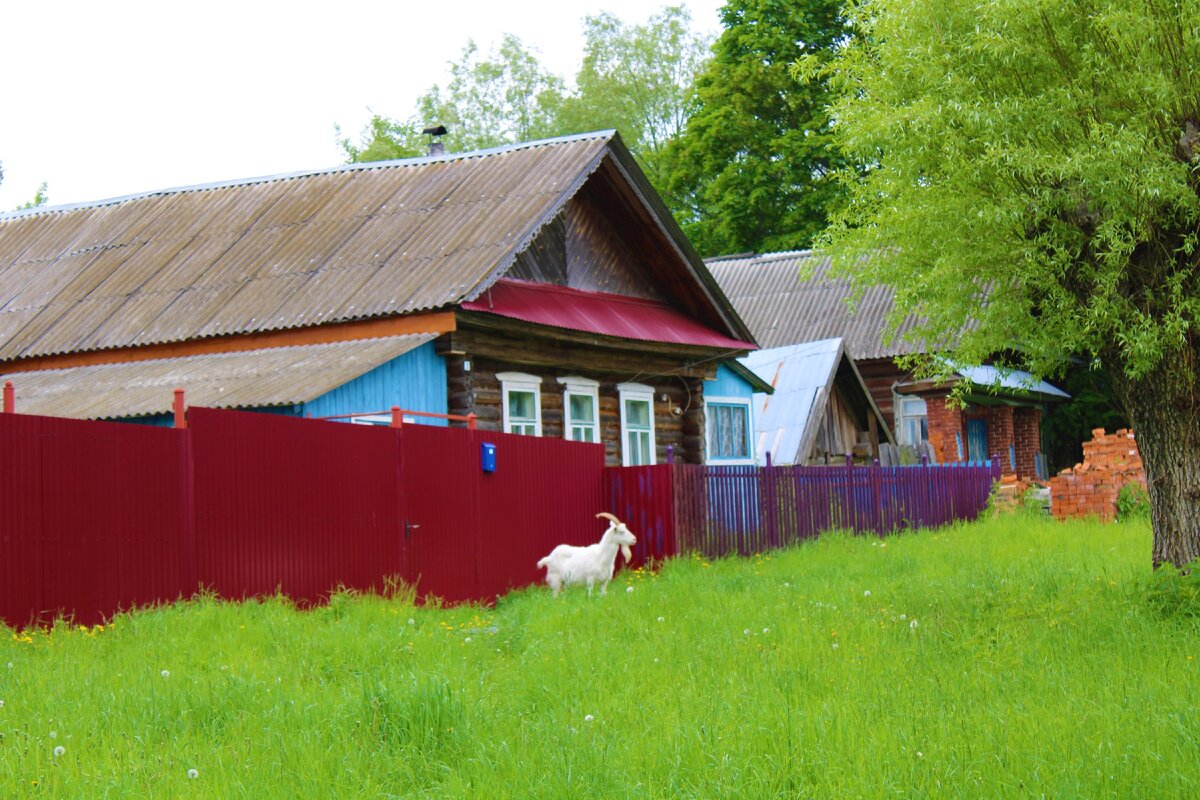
<box><xmin>672</xmin><ymin>457</ymin><xmax>1001</xmax><ymax>559</ymax></box>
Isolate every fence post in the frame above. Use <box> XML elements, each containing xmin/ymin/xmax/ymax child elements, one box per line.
<box><xmin>844</xmin><ymin>453</ymin><xmax>855</xmax><ymax>532</ymax></box>
<box><xmin>666</xmin><ymin>445</ymin><xmax>674</xmax><ymax>465</ymax></box>
<box><xmin>173</xmin><ymin>388</ymin><xmax>187</xmax><ymax>429</ymax></box>
<box><xmin>390</xmin><ymin>406</ymin><xmax>403</xmax><ymax>428</ymax></box>
<box><xmin>2</xmin><ymin>380</ymin><xmax>12</xmax><ymax>414</ymax></box>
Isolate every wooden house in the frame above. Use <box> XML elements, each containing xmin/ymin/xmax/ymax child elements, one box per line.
<box><xmin>707</xmin><ymin>250</ymin><xmax>1068</xmax><ymax>478</ymax></box>
<box><xmin>0</xmin><ymin>132</ymin><xmax>766</xmax><ymax>466</ymax></box>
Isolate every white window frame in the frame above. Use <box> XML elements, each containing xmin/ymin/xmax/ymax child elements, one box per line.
<box><xmin>705</xmin><ymin>396</ymin><xmax>755</xmax><ymax>465</ymax></box>
<box><xmin>895</xmin><ymin>394</ymin><xmax>929</xmax><ymax>446</ymax></box>
<box><xmin>558</xmin><ymin>376</ymin><xmax>601</xmax><ymax>444</ymax></box>
<box><xmin>497</xmin><ymin>372</ymin><xmax>542</xmax><ymax>436</ymax></box>
<box><xmin>617</xmin><ymin>382</ymin><xmax>656</xmax><ymax>466</ymax></box>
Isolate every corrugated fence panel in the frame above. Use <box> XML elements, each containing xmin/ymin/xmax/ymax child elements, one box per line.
<box><xmin>603</xmin><ymin>465</ymin><xmax>676</xmax><ymax>564</ymax></box>
<box><xmin>398</xmin><ymin>423</ymin><xmax>483</xmax><ymax>604</ymax></box>
<box><xmin>0</xmin><ymin>413</ymin><xmax>185</xmax><ymax>627</ymax></box>
<box><xmin>190</xmin><ymin>407</ymin><xmax>402</xmax><ymax>605</ymax></box>
<box><xmin>473</xmin><ymin>431</ymin><xmax>606</xmax><ymax>600</ymax></box>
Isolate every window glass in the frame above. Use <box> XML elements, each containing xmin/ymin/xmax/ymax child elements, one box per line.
<box><xmin>568</xmin><ymin>393</ymin><xmax>596</xmax><ymax>442</ymax></box>
<box><xmin>499</xmin><ymin>372</ymin><xmax>542</xmax><ymax>436</ymax></box>
<box><xmin>708</xmin><ymin>403</ymin><xmax>750</xmax><ymax>459</ymax></box>
<box><xmin>624</xmin><ymin>398</ymin><xmax>653</xmax><ymax>465</ymax></box>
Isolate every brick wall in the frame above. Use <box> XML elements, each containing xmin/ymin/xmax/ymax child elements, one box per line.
<box><xmin>925</xmin><ymin>392</ymin><xmax>964</xmax><ymax>464</ymax></box>
<box><xmin>1014</xmin><ymin>407</ymin><xmax>1042</xmax><ymax>479</ymax></box>
<box><xmin>1049</xmin><ymin>428</ymin><xmax>1145</xmax><ymax>521</ymax></box>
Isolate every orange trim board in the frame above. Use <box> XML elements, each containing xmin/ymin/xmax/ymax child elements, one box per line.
<box><xmin>1</xmin><ymin>312</ymin><xmax>458</xmax><ymax>374</ymax></box>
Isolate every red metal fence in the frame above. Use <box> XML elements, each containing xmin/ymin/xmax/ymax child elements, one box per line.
<box><xmin>0</xmin><ymin>408</ymin><xmax>999</xmax><ymax>628</ymax></box>
<box><xmin>0</xmin><ymin>408</ymin><xmax>607</xmax><ymax>627</ymax></box>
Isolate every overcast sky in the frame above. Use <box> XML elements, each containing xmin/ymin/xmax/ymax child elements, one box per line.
<box><xmin>0</xmin><ymin>0</ymin><xmax>725</xmax><ymax>211</ymax></box>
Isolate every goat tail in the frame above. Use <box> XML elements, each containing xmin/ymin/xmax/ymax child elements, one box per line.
<box><xmin>536</xmin><ymin>555</ymin><xmax>550</xmax><ymax>570</ymax></box>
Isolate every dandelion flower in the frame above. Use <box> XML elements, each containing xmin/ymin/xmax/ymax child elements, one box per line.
<box><xmin>408</xmin><ymin>618</ymin><xmax>415</xmax><ymax>625</ymax></box>
<box><xmin>762</xmin><ymin>627</ymin><xmax>770</xmax><ymax>634</ymax></box>
<box><xmin>161</xmin><ymin>669</ymin><xmax>170</xmax><ymax>678</ymax></box>
<box><xmin>657</xmin><ymin>616</ymin><xmax>665</xmax><ymax>623</ymax></box>
<box><xmin>464</xmin><ymin>637</ymin><xmax>472</xmax><ymax>643</ymax></box>
<box><xmin>53</xmin><ymin>746</ymin><xmax>65</xmax><ymax>757</ymax></box>
<box><xmin>832</xmin><ymin>642</ymin><xmax>839</xmax><ymax>650</ymax></box>
<box><xmin>49</xmin><ymin>731</ymin><xmax>57</xmax><ymax>739</ymax></box>
<box><xmin>864</xmin><ymin>590</ymin><xmax>872</xmax><ymax>597</ymax></box>
<box><xmin>743</xmin><ymin>629</ymin><xmax>750</xmax><ymax>635</ymax></box>
<box><xmin>187</xmin><ymin>769</ymin><xmax>199</xmax><ymax>779</ymax></box>
<box><xmin>917</xmin><ymin>751</ymin><xmax>924</xmax><ymax>759</ymax></box>
<box><xmin>910</xmin><ymin>619</ymin><xmax>919</xmax><ymax>630</ymax></box>
<box><xmin>899</xmin><ymin>614</ymin><xmax>907</xmax><ymax>621</ymax></box>
<box><xmin>626</xmin><ymin>586</ymin><xmax>634</xmax><ymax>593</ymax></box>
<box><xmin>584</xmin><ymin>714</ymin><xmax>594</xmax><ymax>722</ymax></box>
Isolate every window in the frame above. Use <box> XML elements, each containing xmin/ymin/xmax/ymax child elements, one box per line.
<box><xmin>497</xmin><ymin>372</ymin><xmax>542</xmax><ymax>436</ymax></box>
<box><xmin>707</xmin><ymin>398</ymin><xmax>753</xmax><ymax>463</ymax></box>
<box><xmin>558</xmin><ymin>377</ymin><xmax>600</xmax><ymax>443</ymax></box>
<box><xmin>618</xmin><ymin>383</ymin><xmax>656</xmax><ymax>466</ymax></box>
<box><xmin>897</xmin><ymin>396</ymin><xmax>928</xmax><ymax>446</ymax></box>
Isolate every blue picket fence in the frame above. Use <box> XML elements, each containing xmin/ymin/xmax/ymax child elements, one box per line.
<box><xmin>670</xmin><ymin>457</ymin><xmax>1001</xmax><ymax>559</ymax></box>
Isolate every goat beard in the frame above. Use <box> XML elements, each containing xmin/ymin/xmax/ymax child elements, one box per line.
<box><xmin>620</xmin><ymin>544</ymin><xmax>632</xmax><ymax>563</ymax></box>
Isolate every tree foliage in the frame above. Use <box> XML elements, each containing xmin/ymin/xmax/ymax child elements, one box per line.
<box><xmin>820</xmin><ymin>0</ymin><xmax>1200</xmax><ymax>567</ymax></box>
<box><xmin>659</xmin><ymin>0</ymin><xmax>853</xmax><ymax>257</ymax></box>
<box><xmin>340</xmin><ymin>7</ymin><xmax>709</xmax><ymax>191</ymax></box>
<box><xmin>342</xmin><ymin>35</ymin><xmax>565</xmax><ymax>161</ymax></box>
<box><xmin>557</xmin><ymin>6</ymin><xmax>711</xmax><ymax>187</ymax></box>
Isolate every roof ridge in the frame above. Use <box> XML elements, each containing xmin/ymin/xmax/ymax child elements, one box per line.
<box><xmin>704</xmin><ymin>249</ymin><xmax>819</xmax><ymax>264</ymax></box>
<box><xmin>0</xmin><ymin>130</ymin><xmax>618</xmax><ymax>222</ymax></box>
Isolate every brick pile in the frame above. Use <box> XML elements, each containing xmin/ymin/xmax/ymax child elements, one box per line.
<box><xmin>1049</xmin><ymin>428</ymin><xmax>1146</xmax><ymax>521</ymax></box>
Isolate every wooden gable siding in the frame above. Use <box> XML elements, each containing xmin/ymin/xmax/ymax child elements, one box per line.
<box><xmin>509</xmin><ymin>215</ymin><xmax>567</xmax><ymax>285</ymax></box>
<box><xmin>563</xmin><ymin>191</ymin><xmax>668</xmax><ymax>302</ymax></box>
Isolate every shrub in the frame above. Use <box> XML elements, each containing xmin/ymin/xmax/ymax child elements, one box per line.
<box><xmin>1117</xmin><ymin>482</ymin><xmax>1151</xmax><ymax>522</ymax></box>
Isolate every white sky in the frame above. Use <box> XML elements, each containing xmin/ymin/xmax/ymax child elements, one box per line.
<box><xmin>0</xmin><ymin>0</ymin><xmax>725</xmax><ymax>211</ymax></box>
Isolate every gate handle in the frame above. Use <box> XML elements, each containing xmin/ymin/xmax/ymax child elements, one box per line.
<box><xmin>404</xmin><ymin>521</ymin><xmax>421</xmax><ymax>540</ymax></box>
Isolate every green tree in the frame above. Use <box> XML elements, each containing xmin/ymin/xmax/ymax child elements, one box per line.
<box><xmin>15</xmin><ymin>181</ymin><xmax>49</xmax><ymax>211</ymax></box>
<box><xmin>819</xmin><ymin>0</ymin><xmax>1200</xmax><ymax>568</ymax></box>
<box><xmin>660</xmin><ymin>0</ymin><xmax>852</xmax><ymax>257</ymax></box>
<box><xmin>558</xmin><ymin>6</ymin><xmax>712</xmax><ymax>187</ymax></box>
<box><xmin>342</xmin><ymin>35</ymin><xmax>566</xmax><ymax>161</ymax></box>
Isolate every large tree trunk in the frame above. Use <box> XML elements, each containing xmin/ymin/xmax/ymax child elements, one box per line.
<box><xmin>1112</xmin><ymin>346</ymin><xmax>1200</xmax><ymax>569</ymax></box>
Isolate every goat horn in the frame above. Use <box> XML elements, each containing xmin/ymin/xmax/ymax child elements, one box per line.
<box><xmin>595</xmin><ymin>512</ymin><xmax>621</xmax><ymax>524</ymax></box>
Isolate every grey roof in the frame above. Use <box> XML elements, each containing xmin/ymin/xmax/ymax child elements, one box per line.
<box><xmin>706</xmin><ymin>250</ymin><xmax>922</xmax><ymax>359</ymax></box>
<box><xmin>739</xmin><ymin>338</ymin><xmax>892</xmax><ymax>465</ymax></box>
<box><xmin>0</xmin><ymin>334</ymin><xmax>435</xmax><ymax>420</ymax></box>
<box><xmin>0</xmin><ymin>132</ymin><xmax>624</xmax><ymax>363</ymax></box>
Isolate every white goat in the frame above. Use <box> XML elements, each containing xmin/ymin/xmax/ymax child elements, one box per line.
<box><xmin>537</xmin><ymin>512</ymin><xmax>637</xmax><ymax>597</ymax></box>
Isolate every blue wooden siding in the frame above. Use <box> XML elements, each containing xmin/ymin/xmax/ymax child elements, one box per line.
<box><xmin>117</xmin><ymin>342</ymin><xmax>447</xmax><ymax>427</ymax></box>
<box><xmin>704</xmin><ymin>364</ymin><xmax>756</xmax><ymax>400</ymax></box>
<box><xmin>300</xmin><ymin>341</ymin><xmax>448</xmax><ymax>424</ymax></box>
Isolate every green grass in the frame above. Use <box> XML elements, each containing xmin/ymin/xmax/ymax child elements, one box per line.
<box><xmin>2</xmin><ymin>514</ymin><xmax>1198</xmax><ymax>798</ymax></box>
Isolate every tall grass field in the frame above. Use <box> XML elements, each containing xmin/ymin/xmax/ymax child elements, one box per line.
<box><xmin>2</xmin><ymin>514</ymin><xmax>1197</xmax><ymax>797</ymax></box>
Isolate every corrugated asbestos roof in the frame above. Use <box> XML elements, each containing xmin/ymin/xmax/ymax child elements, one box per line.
<box><xmin>946</xmin><ymin>364</ymin><xmax>1070</xmax><ymax>401</ymax></box>
<box><xmin>0</xmin><ymin>132</ymin><xmax>615</xmax><ymax>363</ymax></box>
<box><xmin>739</xmin><ymin>339</ymin><xmax>844</xmax><ymax>464</ymax></box>
<box><xmin>0</xmin><ymin>334</ymin><xmax>435</xmax><ymax>420</ymax></box>
<box><xmin>706</xmin><ymin>251</ymin><xmax>923</xmax><ymax>359</ymax></box>
<box><xmin>461</xmin><ymin>278</ymin><xmax>756</xmax><ymax>350</ymax></box>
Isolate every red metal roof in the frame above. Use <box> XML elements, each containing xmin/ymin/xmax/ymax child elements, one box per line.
<box><xmin>461</xmin><ymin>279</ymin><xmax>756</xmax><ymax>350</ymax></box>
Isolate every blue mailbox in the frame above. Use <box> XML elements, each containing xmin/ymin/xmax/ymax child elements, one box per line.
<box><xmin>481</xmin><ymin>442</ymin><xmax>497</xmax><ymax>473</ymax></box>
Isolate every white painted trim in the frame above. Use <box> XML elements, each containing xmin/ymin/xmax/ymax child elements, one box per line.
<box><xmin>558</xmin><ymin>376</ymin><xmax>601</xmax><ymax>443</ymax></box>
<box><xmin>705</xmin><ymin>396</ymin><xmax>755</xmax><ymax>465</ymax></box>
<box><xmin>498</xmin><ymin>372</ymin><xmax>543</xmax><ymax>436</ymax></box>
<box><xmin>617</xmin><ymin>382</ymin><xmax>656</xmax><ymax>466</ymax></box>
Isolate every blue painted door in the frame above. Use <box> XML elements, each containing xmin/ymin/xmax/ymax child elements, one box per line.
<box><xmin>966</xmin><ymin>418</ymin><xmax>989</xmax><ymax>464</ymax></box>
